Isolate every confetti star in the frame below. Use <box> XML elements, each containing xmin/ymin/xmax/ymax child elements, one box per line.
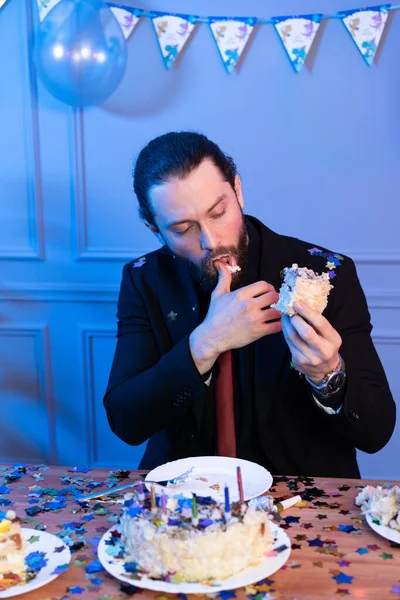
<box><xmin>338</xmin><ymin>524</ymin><xmax>357</xmax><ymax>533</ymax></box>
<box><xmin>326</xmin><ymin>261</ymin><xmax>336</xmax><ymax>270</ymax></box>
<box><xmin>356</xmin><ymin>547</ymin><xmax>369</xmax><ymax>555</ymax></box>
<box><xmin>367</xmin><ymin>544</ymin><xmax>380</xmax><ymax>551</ymax></box>
<box><xmin>337</xmin><ymin>560</ymin><xmax>351</xmax><ymax>567</ymax></box>
<box><xmin>316</xmin><ymin>514</ymin><xmax>328</xmax><ymax>520</ymax></box>
<box><xmin>313</xmin><ymin>561</ymin><xmax>324</xmax><ymax>568</ymax></box>
<box><xmin>336</xmin><ymin>590</ymin><xmax>350</xmax><ymax>596</ymax></box>
<box><xmin>27</xmin><ymin>535</ymin><xmax>40</xmax><ymax>543</ymax></box>
<box><xmin>308</xmin><ymin>537</ymin><xmax>324</xmax><ymax>547</ymax></box>
<box><xmin>68</xmin><ymin>586</ymin><xmax>85</xmax><ymax>594</ymax></box>
<box><xmin>301</xmin><ymin>523</ymin><xmax>314</xmax><ymax>529</ymax></box>
<box><xmin>380</xmin><ymin>553</ymin><xmax>393</xmax><ymax>560</ymax></box>
<box><xmin>167</xmin><ymin>310</ymin><xmax>178</xmax><ymax>321</ymax></box>
<box><xmin>338</xmin><ymin>485</ymin><xmax>350</xmax><ymax>491</ymax></box>
<box><xmin>333</xmin><ymin>572</ymin><xmax>354</xmax><ymax>585</ymax></box>
<box><xmin>218</xmin><ymin>591</ymin><xmax>237</xmax><ymax>599</ymax></box>
<box><xmin>390</xmin><ymin>585</ymin><xmax>400</xmax><ymax>594</ymax></box>
<box><xmin>284</xmin><ymin>515</ymin><xmax>300</xmax><ymax>524</ymax></box>
<box><xmin>295</xmin><ymin>535</ymin><xmax>307</xmax><ymax>541</ymax></box>
<box><xmin>292</xmin><ymin>544</ymin><xmax>302</xmax><ymax>550</ymax></box>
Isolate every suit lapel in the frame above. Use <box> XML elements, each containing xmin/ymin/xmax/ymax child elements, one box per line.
<box><xmin>156</xmin><ymin>249</ymin><xmax>201</xmax><ymax>344</ymax></box>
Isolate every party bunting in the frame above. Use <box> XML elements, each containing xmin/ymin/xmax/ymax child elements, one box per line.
<box><xmin>339</xmin><ymin>4</ymin><xmax>390</xmax><ymax>65</ymax></box>
<box><xmin>151</xmin><ymin>12</ymin><xmax>196</xmax><ymax>69</ymax></box>
<box><xmin>209</xmin><ymin>17</ymin><xmax>256</xmax><ymax>74</ymax></box>
<box><xmin>37</xmin><ymin>0</ymin><xmax>138</xmax><ymax>40</ymax></box>
<box><xmin>109</xmin><ymin>7</ymin><xmax>139</xmax><ymax>40</ymax></box>
<box><xmin>272</xmin><ymin>14</ymin><xmax>322</xmax><ymax>72</ymax></box>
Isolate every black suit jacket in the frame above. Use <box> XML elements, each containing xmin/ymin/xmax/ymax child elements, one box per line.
<box><xmin>104</xmin><ymin>216</ymin><xmax>396</xmax><ymax>477</ymax></box>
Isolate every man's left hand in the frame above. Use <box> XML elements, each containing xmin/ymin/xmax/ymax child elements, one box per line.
<box><xmin>281</xmin><ymin>301</ymin><xmax>342</xmax><ymax>384</ymax></box>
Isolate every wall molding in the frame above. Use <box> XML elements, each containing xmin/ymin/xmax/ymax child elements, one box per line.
<box><xmin>0</xmin><ymin>283</ymin><xmax>120</xmax><ymax>303</ymax></box>
<box><xmin>0</xmin><ymin>0</ymin><xmax>44</xmax><ymax>261</ymax></box>
<box><xmin>0</xmin><ymin>324</ymin><xmax>56</xmax><ymax>462</ymax></box>
<box><xmin>1</xmin><ymin>284</ymin><xmax>400</xmax><ymax>308</ymax></box>
<box><xmin>80</xmin><ymin>327</ymin><xmax>116</xmax><ymax>467</ymax></box>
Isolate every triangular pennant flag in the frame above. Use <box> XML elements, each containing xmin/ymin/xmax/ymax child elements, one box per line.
<box><xmin>272</xmin><ymin>14</ymin><xmax>322</xmax><ymax>72</ymax></box>
<box><xmin>209</xmin><ymin>17</ymin><xmax>256</xmax><ymax>74</ymax></box>
<box><xmin>151</xmin><ymin>12</ymin><xmax>196</xmax><ymax>69</ymax></box>
<box><xmin>339</xmin><ymin>5</ymin><xmax>390</xmax><ymax>65</ymax></box>
<box><xmin>37</xmin><ymin>0</ymin><xmax>60</xmax><ymax>21</ymax></box>
<box><xmin>109</xmin><ymin>7</ymin><xmax>140</xmax><ymax>40</ymax></box>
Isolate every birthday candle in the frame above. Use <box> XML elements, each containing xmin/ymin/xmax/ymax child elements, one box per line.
<box><xmin>192</xmin><ymin>493</ymin><xmax>198</xmax><ymax>526</ymax></box>
<box><xmin>224</xmin><ymin>483</ymin><xmax>231</xmax><ymax>516</ymax></box>
<box><xmin>151</xmin><ymin>485</ymin><xmax>157</xmax><ymax>512</ymax></box>
<box><xmin>237</xmin><ymin>466</ymin><xmax>245</xmax><ymax>505</ymax></box>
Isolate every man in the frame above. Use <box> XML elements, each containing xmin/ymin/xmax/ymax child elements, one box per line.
<box><xmin>104</xmin><ymin>131</ymin><xmax>395</xmax><ymax>477</ymax></box>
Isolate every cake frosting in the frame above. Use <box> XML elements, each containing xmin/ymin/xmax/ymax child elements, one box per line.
<box><xmin>272</xmin><ymin>263</ymin><xmax>333</xmax><ymax>316</ymax></box>
<box><xmin>119</xmin><ymin>491</ymin><xmax>276</xmax><ymax>582</ymax></box>
<box><xmin>355</xmin><ymin>485</ymin><xmax>400</xmax><ymax>530</ymax></box>
<box><xmin>0</xmin><ymin>510</ymin><xmax>26</xmax><ymax>587</ymax></box>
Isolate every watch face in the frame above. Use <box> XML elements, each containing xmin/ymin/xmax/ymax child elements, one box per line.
<box><xmin>327</xmin><ymin>373</ymin><xmax>344</xmax><ymax>394</ymax></box>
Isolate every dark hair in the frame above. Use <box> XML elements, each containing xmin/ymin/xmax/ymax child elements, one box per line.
<box><xmin>133</xmin><ymin>131</ymin><xmax>238</xmax><ymax>228</ymax></box>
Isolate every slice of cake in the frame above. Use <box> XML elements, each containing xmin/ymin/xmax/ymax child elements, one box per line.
<box><xmin>355</xmin><ymin>485</ymin><xmax>400</xmax><ymax>530</ymax></box>
<box><xmin>119</xmin><ymin>492</ymin><xmax>276</xmax><ymax>582</ymax></box>
<box><xmin>272</xmin><ymin>263</ymin><xmax>333</xmax><ymax>316</ymax></box>
<box><xmin>0</xmin><ymin>510</ymin><xmax>26</xmax><ymax>588</ymax></box>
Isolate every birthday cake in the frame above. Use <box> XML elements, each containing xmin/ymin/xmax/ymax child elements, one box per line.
<box><xmin>119</xmin><ymin>491</ymin><xmax>276</xmax><ymax>582</ymax></box>
<box><xmin>272</xmin><ymin>263</ymin><xmax>333</xmax><ymax>317</ymax></box>
<box><xmin>0</xmin><ymin>510</ymin><xmax>26</xmax><ymax>589</ymax></box>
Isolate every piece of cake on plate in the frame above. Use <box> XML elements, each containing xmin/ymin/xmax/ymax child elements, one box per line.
<box><xmin>118</xmin><ymin>491</ymin><xmax>278</xmax><ymax>582</ymax></box>
<box><xmin>355</xmin><ymin>485</ymin><xmax>400</xmax><ymax>530</ymax></box>
<box><xmin>0</xmin><ymin>510</ymin><xmax>26</xmax><ymax>589</ymax></box>
<box><xmin>272</xmin><ymin>263</ymin><xmax>333</xmax><ymax>317</ymax></box>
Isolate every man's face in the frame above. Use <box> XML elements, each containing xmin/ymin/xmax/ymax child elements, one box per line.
<box><xmin>147</xmin><ymin>159</ymin><xmax>248</xmax><ymax>291</ymax></box>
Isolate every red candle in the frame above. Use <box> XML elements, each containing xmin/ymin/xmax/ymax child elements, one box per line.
<box><xmin>237</xmin><ymin>466</ymin><xmax>244</xmax><ymax>505</ymax></box>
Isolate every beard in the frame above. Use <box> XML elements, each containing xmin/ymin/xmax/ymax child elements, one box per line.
<box><xmin>174</xmin><ymin>217</ymin><xmax>249</xmax><ymax>293</ymax></box>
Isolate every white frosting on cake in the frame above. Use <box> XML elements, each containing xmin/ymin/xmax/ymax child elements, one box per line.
<box><xmin>0</xmin><ymin>511</ymin><xmax>25</xmax><ymax>576</ymax></box>
<box><xmin>120</xmin><ymin>494</ymin><xmax>275</xmax><ymax>582</ymax></box>
<box><xmin>355</xmin><ymin>485</ymin><xmax>400</xmax><ymax>530</ymax></box>
<box><xmin>272</xmin><ymin>263</ymin><xmax>333</xmax><ymax>316</ymax></box>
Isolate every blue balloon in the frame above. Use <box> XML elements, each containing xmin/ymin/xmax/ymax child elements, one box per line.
<box><xmin>34</xmin><ymin>0</ymin><xmax>127</xmax><ymax>106</ymax></box>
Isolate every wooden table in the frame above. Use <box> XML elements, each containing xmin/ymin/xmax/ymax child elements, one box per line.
<box><xmin>0</xmin><ymin>464</ymin><xmax>399</xmax><ymax>600</ymax></box>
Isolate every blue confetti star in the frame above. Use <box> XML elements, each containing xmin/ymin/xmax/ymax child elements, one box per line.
<box><xmin>69</xmin><ymin>586</ymin><xmax>85</xmax><ymax>594</ymax></box>
<box><xmin>85</xmin><ymin>560</ymin><xmax>105</xmax><ymax>573</ymax></box>
<box><xmin>308</xmin><ymin>537</ymin><xmax>324</xmax><ymax>547</ymax></box>
<box><xmin>338</xmin><ymin>524</ymin><xmax>357</xmax><ymax>533</ymax></box>
<box><xmin>283</xmin><ymin>515</ymin><xmax>300</xmax><ymax>524</ymax></box>
<box><xmin>333</xmin><ymin>572</ymin><xmax>354</xmax><ymax>584</ymax></box>
<box><xmin>0</xmin><ymin>485</ymin><xmax>11</xmax><ymax>494</ymax></box>
<box><xmin>51</xmin><ymin>563</ymin><xmax>70</xmax><ymax>575</ymax></box>
<box><xmin>356</xmin><ymin>547</ymin><xmax>369</xmax><ymax>555</ymax></box>
<box><xmin>218</xmin><ymin>592</ymin><xmax>237</xmax><ymax>600</ymax></box>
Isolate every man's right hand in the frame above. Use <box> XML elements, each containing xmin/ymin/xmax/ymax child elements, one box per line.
<box><xmin>189</xmin><ymin>260</ymin><xmax>282</xmax><ymax>375</ymax></box>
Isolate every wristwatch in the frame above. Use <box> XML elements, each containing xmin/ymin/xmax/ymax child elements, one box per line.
<box><xmin>305</xmin><ymin>355</ymin><xmax>346</xmax><ymax>398</ymax></box>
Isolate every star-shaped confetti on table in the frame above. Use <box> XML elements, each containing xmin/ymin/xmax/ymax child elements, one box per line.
<box><xmin>333</xmin><ymin>572</ymin><xmax>354</xmax><ymax>585</ymax></box>
<box><xmin>337</xmin><ymin>560</ymin><xmax>351</xmax><ymax>567</ymax></box>
<box><xmin>167</xmin><ymin>310</ymin><xmax>178</xmax><ymax>321</ymax></box>
<box><xmin>356</xmin><ymin>547</ymin><xmax>369</xmax><ymax>555</ymax></box>
<box><xmin>218</xmin><ymin>591</ymin><xmax>237</xmax><ymax>599</ymax></box>
<box><xmin>316</xmin><ymin>514</ymin><xmax>328</xmax><ymax>520</ymax></box>
<box><xmin>338</xmin><ymin>524</ymin><xmax>357</xmax><ymax>533</ymax></box>
<box><xmin>367</xmin><ymin>544</ymin><xmax>380</xmax><ymax>551</ymax></box>
<box><xmin>336</xmin><ymin>590</ymin><xmax>350</xmax><ymax>596</ymax></box>
<box><xmin>313</xmin><ymin>561</ymin><xmax>324</xmax><ymax>568</ymax></box>
<box><xmin>295</xmin><ymin>534</ymin><xmax>307</xmax><ymax>541</ymax></box>
<box><xmin>380</xmin><ymin>553</ymin><xmax>393</xmax><ymax>560</ymax></box>
<box><xmin>308</xmin><ymin>537</ymin><xmax>324</xmax><ymax>547</ymax></box>
<box><xmin>390</xmin><ymin>585</ymin><xmax>400</xmax><ymax>595</ymax></box>
<box><xmin>301</xmin><ymin>523</ymin><xmax>314</xmax><ymax>529</ymax></box>
<box><xmin>292</xmin><ymin>544</ymin><xmax>302</xmax><ymax>550</ymax></box>
<box><xmin>68</xmin><ymin>586</ymin><xmax>85</xmax><ymax>594</ymax></box>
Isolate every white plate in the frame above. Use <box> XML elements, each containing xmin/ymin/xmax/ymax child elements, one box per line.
<box><xmin>0</xmin><ymin>528</ymin><xmax>71</xmax><ymax>598</ymax></box>
<box><xmin>366</xmin><ymin>512</ymin><xmax>400</xmax><ymax>545</ymax></box>
<box><xmin>145</xmin><ymin>456</ymin><xmax>273</xmax><ymax>502</ymax></box>
<box><xmin>98</xmin><ymin>522</ymin><xmax>290</xmax><ymax>594</ymax></box>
